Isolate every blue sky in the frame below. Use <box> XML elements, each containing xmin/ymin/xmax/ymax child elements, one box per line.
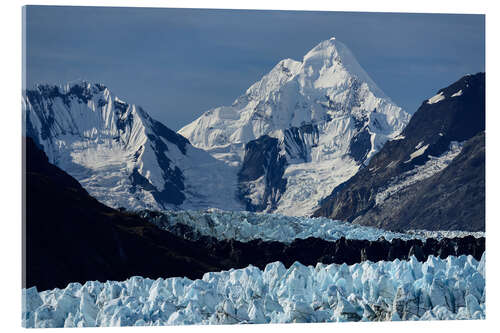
<box><xmin>25</xmin><ymin>6</ymin><xmax>485</xmax><ymax>130</ymax></box>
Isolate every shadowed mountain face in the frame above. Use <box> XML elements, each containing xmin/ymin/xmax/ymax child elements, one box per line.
<box><xmin>237</xmin><ymin>135</ymin><xmax>288</xmax><ymax>211</ymax></box>
<box><xmin>314</xmin><ymin>73</ymin><xmax>485</xmax><ymax>232</ymax></box>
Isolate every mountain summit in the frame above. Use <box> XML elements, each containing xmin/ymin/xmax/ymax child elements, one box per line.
<box><xmin>179</xmin><ymin>37</ymin><xmax>406</xmax><ymax>150</ymax></box>
<box><xmin>23</xmin><ymin>81</ymin><xmax>244</xmax><ymax>212</ymax></box>
<box><xmin>179</xmin><ymin>38</ymin><xmax>410</xmax><ymax>215</ymax></box>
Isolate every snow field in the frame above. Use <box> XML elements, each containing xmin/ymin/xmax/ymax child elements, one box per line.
<box><xmin>427</xmin><ymin>92</ymin><xmax>445</xmax><ymax>104</ymax></box>
<box><xmin>22</xmin><ymin>253</ymin><xmax>485</xmax><ymax>327</ymax></box>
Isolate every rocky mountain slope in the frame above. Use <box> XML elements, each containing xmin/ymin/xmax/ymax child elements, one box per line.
<box><xmin>23</xmin><ymin>81</ymin><xmax>244</xmax><ymax>212</ymax></box>
<box><xmin>314</xmin><ymin>73</ymin><xmax>485</xmax><ymax>231</ymax></box>
<box><xmin>179</xmin><ymin>37</ymin><xmax>410</xmax><ymax>215</ymax></box>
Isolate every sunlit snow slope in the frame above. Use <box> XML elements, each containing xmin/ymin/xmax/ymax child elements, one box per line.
<box><xmin>179</xmin><ymin>37</ymin><xmax>410</xmax><ymax>216</ymax></box>
<box><xmin>23</xmin><ymin>81</ymin><xmax>244</xmax><ymax>212</ymax></box>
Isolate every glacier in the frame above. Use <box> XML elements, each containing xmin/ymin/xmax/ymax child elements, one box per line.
<box><xmin>179</xmin><ymin>37</ymin><xmax>410</xmax><ymax>216</ymax></box>
<box><xmin>141</xmin><ymin>209</ymin><xmax>484</xmax><ymax>244</ymax></box>
<box><xmin>22</xmin><ymin>253</ymin><xmax>486</xmax><ymax>327</ymax></box>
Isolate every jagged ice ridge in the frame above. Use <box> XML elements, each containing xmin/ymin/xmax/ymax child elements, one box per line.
<box><xmin>22</xmin><ymin>254</ymin><xmax>485</xmax><ymax>327</ymax></box>
<box><xmin>143</xmin><ymin>209</ymin><xmax>484</xmax><ymax>244</ymax></box>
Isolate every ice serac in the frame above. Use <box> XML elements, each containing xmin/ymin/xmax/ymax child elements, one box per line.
<box><xmin>23</xmin><ymin>254</ymin><xmax>486</xmax><ymax>327</ymax></box>
<box><xmin>23</xmin><ymin>81</ymin><xmax>244</xmax><ymax>212</ymax></box>
<box><xmin>179</xmin><ymin>37</ymin><xmax>410</xmax><ymax>215</ymax></box>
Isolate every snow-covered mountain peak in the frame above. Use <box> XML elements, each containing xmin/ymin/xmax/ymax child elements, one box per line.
<box><xmin>178</xmin><ymin>38</ymin><xmax>410</xmax><ymax>216</ymax></box>
<box><xmin>300</xmin><ymin>38</ymin><xmax>387</xmax><ymax>99</ymax></box>
<box><xmin>24</xmin><ymin>38</ymin><xmax>410</xmax><ymax>217</ymax></box>
<box><xmin>24</xmin><ymin>81</ymin><xmax>244</xmax><ymax>212</ymax></box>
<box><xmin>32</xmin><ymin>80</ymin><xmax>109</xmax><ymax>100</ymax></box>
<box><xmin>179</xmin><ymin>37</ymin><xmax>406</xmax><ymax>151</ymax></box>
<box><xmin>303</xmin><ymin>37</ymin><xmax>345</xmax><ymax>62</ymax></box>
<box><xmin>62</xmin><ymin>79</ymin><xmax>101</xmax><ymax>92</ymax></box>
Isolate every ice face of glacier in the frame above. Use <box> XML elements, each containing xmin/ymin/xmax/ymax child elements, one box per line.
<box><xmin>179</xmin><ymin>38</ymin><xmax>410</xmax><ymax>215</ymax></box>
<box><xmin>141</xmin><ymin>209</ymin><xmax>484</xmax><ymax>244</ymax></box>
<box><xmin>22</xmin><ymin>253</ymin><xmax>486</xmax><ymax>327</ymax></box>
<box><xmin>23</xmin><ymin>81</ymin><xmax>244</xmax><ymax>212</ymax></box>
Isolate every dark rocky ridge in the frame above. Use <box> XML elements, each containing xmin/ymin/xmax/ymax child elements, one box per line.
<box><xmin>314</xmin><ymin>73</ymin><xmax>485</xmax><ymax>231</ymax></box>
<box><xmin>349</xmin><ymin>132</ymin><xmax>485</xmax><ymax>231</ymax></box>
<box><xmin>24</xmin><ymin>137</ymin><xmax>484</xmax><ymax>292</ymax></box>
<box><xmin>349</xmin><ymin>127</ymin><xmax>372</xmax><ymax>163</ymax></box>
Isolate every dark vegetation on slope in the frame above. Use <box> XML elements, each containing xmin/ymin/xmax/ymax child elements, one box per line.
<box><xmin>314</xmin><ymin>73</ymin><xmax>485</xmax><ymax>231</ymax></box>
<box><xmin>24</xmin><ymin>137</ymin><xmax>484</xmax><ymax>291</ymax></box>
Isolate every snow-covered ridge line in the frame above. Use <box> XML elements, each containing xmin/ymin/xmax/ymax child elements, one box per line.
<box><xmin>22</xmin><ymin>254</ymin><xmax>485</xmax><ymax>327</ymax></box>
<box><xmin>141</xmin><ymin>209</ymin><xmax>484</xmax><ymax>244</ymax></box>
